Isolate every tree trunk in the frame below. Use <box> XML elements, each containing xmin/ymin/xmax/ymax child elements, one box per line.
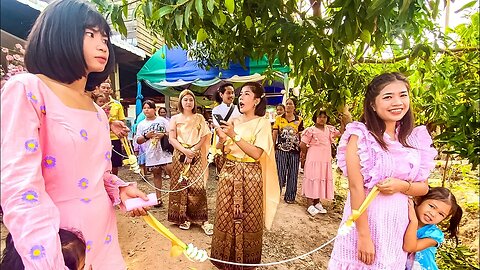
<box><xmin>310</xmin><ymin>0</ymin><xmax>321</xmax><ymax>17</ymax></box>
<box><xmin>441</xmin><ymin>153</ymin><xmax>450</xmax><ymax>187</ymax></box>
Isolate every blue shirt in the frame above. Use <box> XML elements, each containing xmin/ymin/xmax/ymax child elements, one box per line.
<box><xmin>412</xmin><ymin>224</ymin><xmax>445</xmax><ymax>270</ymax></box>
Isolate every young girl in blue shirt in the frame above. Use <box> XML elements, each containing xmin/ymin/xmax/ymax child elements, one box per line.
<box><xmin>404</xmin><ymin>187</ymin><xmax>463</xmax><ymax>270</ymax></box>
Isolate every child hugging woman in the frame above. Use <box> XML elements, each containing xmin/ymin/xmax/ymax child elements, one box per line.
<box><xmin>404</xmin><ymin>187</ymin><xmax>463</xmax><ymax>270</ymax></box>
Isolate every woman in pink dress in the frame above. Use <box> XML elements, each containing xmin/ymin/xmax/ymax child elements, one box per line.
<box><xmin>300</xmin><ymin>110</ymin><xmax>343</xmax><ymax>215</ymax></box>
<box><xmin>328</xmin><ymin>72</ymin><xmax>437</xmax><ymax>269</ymax></box>
<box><xmin>1</xmin><ymin>1</ymin><xmax>150</xmax><ymax>269</ymax></box>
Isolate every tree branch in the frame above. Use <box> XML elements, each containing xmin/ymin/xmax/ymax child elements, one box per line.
<box><xmin>356</xmin><ymin>47</ymin><xmax>479</xmax><ymax>64</ymax></box>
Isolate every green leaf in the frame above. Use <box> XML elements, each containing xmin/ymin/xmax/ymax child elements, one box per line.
<box><xmin>452</xmin><ymin>104</ymin><xmax>466</xmax><ymax>116</ymax></box>
<box><xmin>225</xmin><ymin>0</ymin><xmax>234</xmax><ymax>14</ymax></box>
<box><xmin>399</xmin><ymin>0</ymin><xmax>412</xmax><ymax>16</ymax></box>
<box><xmin>359</xmin><ymin>29</ymin><xmax>371</xmax><ymax>44</ymax></box>
<box><xmin>195</xmin><ymin>0</ymin><xmax>204</xmax><ymax>19</ymax></box>
<box><xmin>176</xmin><ymin>0</ymin><xmax>190</xmax><ymax>6</ymax></box>
<box><xmin>245</xmin><ymin>16</ymin><xmax>253</xmax><ymax>29</ymax></box>
<box><xmin>121</xmin><ymin>0</ymin><xmax>128</xmax><ymax>17</ymax></box>
<box><xmin>196</xmin><ymin>28</ymin><xmax>208</xmax><ymax>42</ymax></box>
<box><xmin>184</xmin><ymin>1</ymin><xmax>194</xmax><ymax>28</ymax></box>
<box><xmin>218</xmin><ymin>12</ymin><xmax>226</xmax><ymax>26</ymax></box>
<box><xmin>152</xmin><ymin>6</ymin><xmax>174</xmax><ymax>20</ymax></box>
<box><xmin>175</xmin><ymin>14</ymin><xmax>183</xmax><ymax>29</ymax></box>
<box><xmin>207</xmin><ymin>0</ymin><xmax>215</xmax><ymax>13</ymax></box>
<box><xmin>455</xmin><ymin>0</ymin><xmax>477</xmax><ymax>13</ymax></box>
<box><xmin>143</xmin><ymin>1</ymin><xmax>152</xmax><ymax>18</ymax></box>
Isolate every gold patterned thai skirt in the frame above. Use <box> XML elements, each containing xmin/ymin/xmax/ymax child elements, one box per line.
<box><xmin>214</xmin><ymin>154</ymin><xmax>226</xmax><ymax>175</ymax></box>
<box><xmin>167</xmin><ymin>149</ymin><xmax>208</xmax><ymax>224</ymax></box>
<box><xmin>210</xmin><ymin>158</ymin><xmax>263</xmax><ymax>270</ymax></box>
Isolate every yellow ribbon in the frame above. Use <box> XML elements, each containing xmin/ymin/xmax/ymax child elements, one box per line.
<box><xmin>143</xmin><ymin>211</ymin><xmax>187</xmax><ymax>257</ymax></box>
<box><xmin>120</xmin><ymin>137</ymin><xmax>140</xmax><ymax>174</ymax></box>
<box><xmin>344</xmin><ymin>186</ymin><xmax>380</xmax><ymax>228</ymax></box>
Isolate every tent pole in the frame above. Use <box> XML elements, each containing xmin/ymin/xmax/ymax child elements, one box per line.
<box><xmin>283</xmin><ymin>73</ymin><xmax>289</xmax><ymax>103</ymax></box>
<box><xmin>135</xmin><ymin>81</ymin><xmax>144</xmax><ymax>118</ymax></box>
<box><xmin>165</xmin><ymin>94</ymin><xmax>171</xmax><ymax>117</ymax></box>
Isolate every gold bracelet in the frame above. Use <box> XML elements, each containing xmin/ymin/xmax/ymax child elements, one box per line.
<box><xmin>405</xmin><ymin>181</ymin><xmax>412</xmax><ymax>193</ymax></box>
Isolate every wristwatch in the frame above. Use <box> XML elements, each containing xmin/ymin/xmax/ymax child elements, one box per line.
<box><xmin>143</xmin><ymin>133</ymin><xmax>149</xmax><ymax>141</ymax></box>
<box><xmin>233</xmin><ymin>134</ymin><xmax>242</xmax><ymax>142</ymax></box>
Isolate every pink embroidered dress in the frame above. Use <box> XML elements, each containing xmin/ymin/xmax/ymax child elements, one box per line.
<box><xmin>328</xmin><ymin>122</ymin><xmax>437</xmax><ymax>269</ymax></box>
<box><xmin>1</xmin><ymin>74</ymin><xmax>131</xmax><ymax>269</ymax></box>
<box><xmin>301</xmin><ymin>125</ymin><xmax>340</xmax><ymax>200</ymax></box>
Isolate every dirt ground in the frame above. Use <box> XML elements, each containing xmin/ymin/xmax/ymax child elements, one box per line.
<box><xmin>1</xmin><ymin>162</ymin><xmax>479</xmax><ymax>269</ymax></box>
<box><xmin>0</xmin><ymin>164</ymin><xmax>344</xmax><ymax>270</ymax></box>
<box><xmin>116</xmin><ymin>164</ymin><xmax>344</xmax><ymax>270</ymax></box>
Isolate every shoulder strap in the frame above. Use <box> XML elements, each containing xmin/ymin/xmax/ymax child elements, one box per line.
<box><xmin>224</xmin><ymin>105</ymin><xmax>235</xmax><ymax>122</ymax></box>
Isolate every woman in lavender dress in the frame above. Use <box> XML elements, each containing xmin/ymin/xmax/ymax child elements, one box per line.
<box><xmin>328</xmin><ymin>72</ymin><xmax>437</xmax><ymax>269</ymax></box>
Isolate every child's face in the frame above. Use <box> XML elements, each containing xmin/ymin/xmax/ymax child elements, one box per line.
<box><xmin>276</xmin><ymin>106</ymin><xmax>285</xmax><ymax>116</ymax></box>
<box><xmin>415</xmin><ymin>199</ymin><xmax>451</xmax><ymax>226</ymax></box>
<box><xmin>95</xmin><ymin>96</ymin><xmax>107</xmax><ymax>107</ymax></box>
<box><xmin>316</xmin><ymin>114</ymin><xmax>328</xmax><ymax>125</ymax></box>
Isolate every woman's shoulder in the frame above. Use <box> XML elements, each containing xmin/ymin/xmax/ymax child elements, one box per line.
<box><xmin>3</xmin><ymin>73</ymin><xmax>41</xmax><ymax>90</ymax></box>
<box><xmin>410</xmin><ymin>125</ymin><xmax>431</xmax><ymax>140</ymax></box>
<box><xmin>195</xmin><ymin>113</ymin><xmax>206</xmax><ymax>121</ymax></box>
<box><xmin>343</xmin><ymin>121</ymin><xmax>368</xmax><ymax>136</ymax></box>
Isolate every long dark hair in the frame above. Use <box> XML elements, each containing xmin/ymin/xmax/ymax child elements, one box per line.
<box><xmin>241</xmin><ymin>82</ymin><xmax>267</xmax><ymax>116</ymax></box>
<box><xmin>214</xmin><ymin>83</ymin><xmax>234</xmax><ymax>103</ymax></box>
<box><xmin>360</xmin><ymin>72</ymin><xmax>414</xmax><ymax>150</ymax></box>
<box><xmin>24</xmin><ymin>0</ymin><xmax>115</xmax><ymax>91</ymax></box>
<box><xmin>416</xmin><ymin>187</ymin><xmax>463</xmax><ymax>243</ymax></box>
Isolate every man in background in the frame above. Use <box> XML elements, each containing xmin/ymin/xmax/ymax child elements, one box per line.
<box><xmin>98</xmin><ymin>79</ymin><xmax>126</xmax><ymax>175</ymax></box>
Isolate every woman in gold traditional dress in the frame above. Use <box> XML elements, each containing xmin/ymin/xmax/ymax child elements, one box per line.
<box><xmin>211</xmin><ymin>82</ymin><xmax>280</xmax><ymax>269</ymax></box>
<box><xmin>168</xmin><ymin>90</ymin><xmax>213</xmax><ymax>235</ymax></box>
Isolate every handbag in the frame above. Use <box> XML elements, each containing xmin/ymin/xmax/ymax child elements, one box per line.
<box><xmin>160</xmin><ymin>135</ymin><xmax>174</xmax><ymax>154</ymax></box>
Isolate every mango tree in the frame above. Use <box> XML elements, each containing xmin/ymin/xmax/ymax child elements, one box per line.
<box><xmin>95</xmin><ymin>0</ymin><xmax>479</xmax><ymax>167</ymax></box>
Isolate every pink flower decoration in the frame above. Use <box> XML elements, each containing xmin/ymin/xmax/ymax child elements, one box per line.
<box><xmin>15</xmin><ymin>44</ymin><xmax>23</xmax><ymax>49</ymax></box>
<box><xmin>13</xmin><ymin>54</ymin><xmax>20</xmax><ymax>60</ymax></box>
<box><xmin>1</xmin><ymin>48</ymin><xmax>8</xmax><ymax>53</ymax></box>
<box><xmin>5</xmin><ymin>55</ymin><xmax>13</xmax><ymax>61</ymax></box>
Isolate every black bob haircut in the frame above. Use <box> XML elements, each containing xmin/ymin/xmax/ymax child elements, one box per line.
<box><xmin>24</xmin><ymin>0</ymin><xmax>115</xmax><ymax>91</ymax></box>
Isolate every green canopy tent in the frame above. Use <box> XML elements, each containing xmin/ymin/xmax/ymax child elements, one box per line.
<box><xmin>135</xmin><ymin>45</ymin><xmax>290</xmax><ymax>116</ymax></box>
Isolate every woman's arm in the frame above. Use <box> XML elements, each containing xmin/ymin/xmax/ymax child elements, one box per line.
<box><xmin>376</xmin><ymin>178</ymin><xmax>429</xmax><ymax>196</ymax></box>
<box><xmin>192</xmin><ymin>134</ymin><xmax>208</xmax><ymax>152</ymax></box>
<box><xmin>1</xmin><ymin>79</ymin><xmax>67</xmax><ymax>268</ymax></box>
<box><xmin>346</xmin><ymin>135</ymin><xmax>375</xmax><ymax>265</ymax></box>
<box><xmin>272</xmin><ymin>129</ymin><xmax>279</xmax><ymax>144</ymax></box>
<box><xmin>220</xmin><ymin>120</ymin><xmax>264</xmax><ymax>160</ymax></box>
